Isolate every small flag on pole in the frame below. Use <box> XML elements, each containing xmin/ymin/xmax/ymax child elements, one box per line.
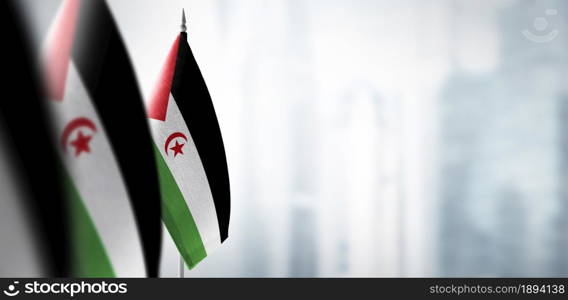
<box><xmin>148</xmin><ymin>10</ymin><xmax>230</xmax><ymax>269</ymax></box>
<box><xmin>43</xmin><ymin>0</ymin><xmax>162</xmax><ymax>277</ymax></box>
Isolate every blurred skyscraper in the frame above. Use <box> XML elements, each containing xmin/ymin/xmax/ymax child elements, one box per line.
<box><xmin>439</xmin><ymin>0</ymin><xmax>568</xmax><ymax>276</ymax></box>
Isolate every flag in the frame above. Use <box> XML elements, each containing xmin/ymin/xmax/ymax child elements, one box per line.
<box><xmin>147</xmin><ymin>13</ymin><xmax>230</xmax><ymax>269</ymax></box>
<box><xmin>0</xmin><ymin>0</ymin><xmax>68</xmax><ymax>276</ymax></box>
<box><xmin>43</xmin><ymin>0</ymin><xmax>161</xmax><ymax>277</ymax></box>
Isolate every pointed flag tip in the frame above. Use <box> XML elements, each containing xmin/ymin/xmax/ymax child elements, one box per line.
<box><xmin>181</xmin><ymin>9</ymin><xmax>187</xmax><ymax>32</ymax></box>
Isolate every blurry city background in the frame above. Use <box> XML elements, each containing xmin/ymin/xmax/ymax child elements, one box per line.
<box><xmin>17</xmin><ymin>0</ymin><xmax>568</xmax><ymax>277</ymax></box>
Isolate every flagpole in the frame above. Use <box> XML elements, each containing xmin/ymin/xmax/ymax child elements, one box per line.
<box><xmin>179</xmin><ymin>9</ymin><xmax>186</xmax><ymax>279</ymax></box>
<box><xmin>179</xmin><ymin>256</ymin><xmax>185</xmax><ymax>278</ymax></box>
<box><xmin>181</xmin><ymin>9</ymin><xmax>187</xmax><ymax>33</ymax></box>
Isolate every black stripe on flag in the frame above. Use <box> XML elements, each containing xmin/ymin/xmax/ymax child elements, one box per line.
<box><xmin>0</xmin><ymin>0</ymin><xmax>69</xmax><ymax>276</ymax></box>
<box><xmin>71</xmin><ymin>0</ymin><xmax>161</xmax><ymax>277</ymax></box>
<box><xmin>172</xmin><ymin>32</ymin><xmax>231</xmax><ymax>241</ymax></box>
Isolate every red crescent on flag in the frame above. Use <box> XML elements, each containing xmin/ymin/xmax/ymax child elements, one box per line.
<box><xmin>164</xmin><ymin>132</ymin><xmax>188</xmax><ymax>155</ymax></box>
<box><xmin>61</xmin><ymin>117</ymin><xmax>97</xmax><ymax>152</ymax></box>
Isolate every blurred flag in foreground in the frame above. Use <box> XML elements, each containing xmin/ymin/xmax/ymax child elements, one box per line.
<box><xmin>147</xmin><ymin>11</ymin><xmax>230</xmax><ymax>270</ymax></box>
<box><xmin>0</xmin><ymin>0</ymin><xmax>68</xmax><ymax>277</ymax></box>
<box><xmin>43</xmin><ymin>0</ymin><xmax>161</xmax><ymax>277</ymax></box>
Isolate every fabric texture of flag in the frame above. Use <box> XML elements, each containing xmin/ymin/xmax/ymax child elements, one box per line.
<box><xmin>43</xmin><ymin>0</ymin><xmax>162</xmax><ymax>277</ymax></box>
<box><xmin>148</xmin><ymin>23</ymin><xmax>230</xmax><ymax>269</ymax></box>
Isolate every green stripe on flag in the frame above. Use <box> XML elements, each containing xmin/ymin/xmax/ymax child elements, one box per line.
<box><xmin>61</xmin><ymin>167</ymin><xmax>115</xmax><ymax>277</ymax></box>
<box><xmin>153</xmin><ymin>144</ymin><xmax>207</xmax><ymax>269</ymax></box>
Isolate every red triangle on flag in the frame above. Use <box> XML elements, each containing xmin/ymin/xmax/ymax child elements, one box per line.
<box><xmin>147</xmin><ymin>35</ymin><xmax>181</xmax><ymax>121</ymax></box>
<box><xmin>43</xmin><ymin>0</ymin><xmax>80</xmax><ymax>101</ymax></box>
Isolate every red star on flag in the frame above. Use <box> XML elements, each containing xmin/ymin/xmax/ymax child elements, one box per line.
<box><xmin>170</xmin><ymin>140</ymin><xmax>185</xmax><ymax>157</ymax></box>
<box><xmin>70</xmin><ymin>130</ymin><xmax>92</xmax><ymax>157</ymax></box>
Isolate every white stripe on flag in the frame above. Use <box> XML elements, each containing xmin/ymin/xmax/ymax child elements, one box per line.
<box><xmin>150</xmin><ymin>94</ymin><xmax>222</xmax><ymax>253</ymax></box>
<box><xmin>49</xmin><ymin>64</ymin><xmax>146</xmax><ymax>277</ymax></box>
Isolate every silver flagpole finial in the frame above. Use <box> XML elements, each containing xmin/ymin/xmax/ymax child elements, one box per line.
<box><xmin>181</xmin><ymin>9</ymin><xmax>187</xmax><ymax>32</ymax></box>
